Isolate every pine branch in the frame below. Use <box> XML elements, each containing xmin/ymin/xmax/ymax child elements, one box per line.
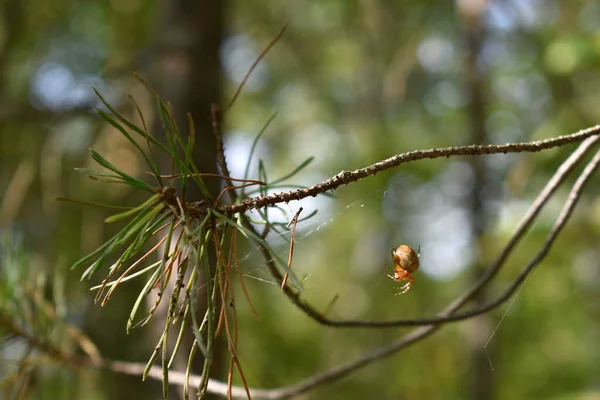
<box><xmin>218</xmin><ymin>125</ymin><xmax>600</xmax><ymax>215</ymax></box>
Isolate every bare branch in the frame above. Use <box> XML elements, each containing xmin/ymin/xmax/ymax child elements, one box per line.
<box><xmin>246</xmin><ymin>135</ymin><xmax>600</xmax><ymax>328</ymax></box>
<box><xmin>219</xmin><ymin>125</ymin><xmax>600</xmax><ymax>215</ymax></box>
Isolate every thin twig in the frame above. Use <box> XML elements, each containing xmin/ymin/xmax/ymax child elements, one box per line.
<box><xmin>153</xmin><ymin>172</ymin><xmax>264</xmax><ymax>185</ymax></box>
<box><xmin>213</xmin><ymin>182</ymin><xmax>264</xmax><ymax>208</ymax></box>
<box><xmin>211</xmin><ymin>104</ymin><xmax>237</xmax><ymax>205</ymax></box>
<box><xmin>232</xmin><ymin>228</ymin><xmax>261</xmax><ymax>321</ymax></box>
<box><xmin>218</xmin><ymin>125</ymin><xmax>600</xmax><ymax>216</ymax></box>
<box><xmin>0</xmin><ymin>157</ymin><xmax>36</xmax><ymax>226</ymax></box>
<box><xmin>214</xmin><ymin>228</ymin><xmax>252</xmax><ymax>399</ymax></box>
<box><xmin>281</xmin><ymin>207</ymin><xmax>302</xmax><ymax>290</ymax></box>
<box><xmin>224</xmin><ymin>21</ymin><xmax>288</xmax><ymax>113</ymax></box>
<box><xmin>213</xmin><ymin>229</ymin><xmax>227</xmax><ymax>338</ymax></box>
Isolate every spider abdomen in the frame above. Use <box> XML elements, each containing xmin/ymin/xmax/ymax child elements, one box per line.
<box><xmin>392</xmin><ymin>245</ymin><xmax>419</xmax><ymax>273</ymax></box>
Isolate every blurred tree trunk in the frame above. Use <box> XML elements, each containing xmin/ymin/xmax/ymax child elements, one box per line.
<box><xmin>458</xmin><ymin>1</ymin><xmax>496</xmax><ymax>400</ymax></box>
<box><xmin>150</xmin><ymin>0</ymin><xmax>226</xmax><ymax>398</ymax></box>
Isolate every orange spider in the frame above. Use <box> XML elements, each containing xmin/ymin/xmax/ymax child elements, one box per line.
<box><xmin>388</xmin><ymin>245</ymin><xmax>420</xmax><ymax>295</ymax></box>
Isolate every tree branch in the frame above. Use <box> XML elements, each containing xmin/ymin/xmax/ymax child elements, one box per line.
<box><xmin>8</xmin><ymin>132</ymin><xmax>600</xmax><ymax>399</ymax></box>
<box><xmin>218</xmin><ymin>125</ymin><xmax>600</xmax><ymax>215</ymax></box>
<box><xmin>248</xmin><ymin>134</ymin><xmax>600</xmax><ymax>328</ymax></box>
<box><xmin>106</xmin><ymin>140</ymin><xmax>600</xmax><ymax>399</ymax></box>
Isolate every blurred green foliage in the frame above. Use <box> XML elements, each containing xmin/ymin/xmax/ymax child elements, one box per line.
<box><xmin>1</xmin><ymin>0</ymin><xmax>600</xmax><ymax>399</ymax></box>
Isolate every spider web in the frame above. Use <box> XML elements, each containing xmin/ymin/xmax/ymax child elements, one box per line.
<box><xmin>233</xmin><ymin>161</ymin><xmax>477</xmax><ymax>293</ymax></box>
<box><xmin>225</xmin><ymin>153</ymin><xmax>581</xmax><ymax>380</ymax></box>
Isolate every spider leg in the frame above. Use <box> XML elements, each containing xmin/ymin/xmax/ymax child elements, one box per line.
<box><xmin>393</xmin><ymin>275</ymin><xmax>415</xmax><ymax>295</ymax></box>
<box><xmin>393</xmin><ymin>283</ymin><xmax>411</xmax><ymax>295</ymax></box>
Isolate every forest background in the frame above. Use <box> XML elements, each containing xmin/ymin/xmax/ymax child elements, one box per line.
<box><xmin>1</xmin><ymin>1</ymin><xmax>600</xmax><ymax>399</ymax></box>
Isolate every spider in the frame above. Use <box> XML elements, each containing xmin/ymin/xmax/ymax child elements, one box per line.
<box><xmin>388</xmin><ymin>245</ymin><xmax>420</xmax><ymax>295</ymax></box>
